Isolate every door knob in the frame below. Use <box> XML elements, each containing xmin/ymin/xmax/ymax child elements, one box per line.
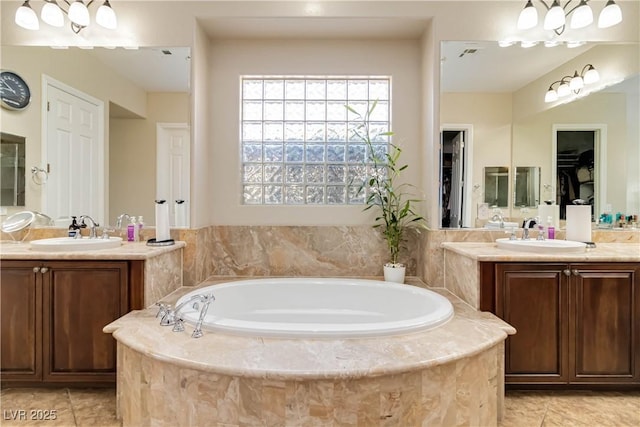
<box><xmin>33</xmin><ymin>266</ymin><xmax>40</xmax><ymax>273</ymax></box>
<box><xmin>40</xmin><ymin>267</ymin><xmax>49</xmax><ymax>273</ymax></box>
<box><xmin>563</xmin><ymin>269</ymin><xmax>571</xmax><ymax>276</ymax></box>
<box><xmin>572</xmin><ymin>269</ymin><xmax>580</xmax><ymax>276</ymax></box>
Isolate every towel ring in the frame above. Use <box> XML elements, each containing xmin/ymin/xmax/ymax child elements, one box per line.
<box><xmin>31</xmin><ymin>167</ymin><xmax>48</xmax><ymax>185</ymax></box>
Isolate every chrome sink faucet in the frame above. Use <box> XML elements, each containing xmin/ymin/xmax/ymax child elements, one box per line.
<box><xmin>491</xmin><ymin>211</ymin><xmax>505</xmax><ymax>228</ymax></box>
<box><xmin>522</xmin><ymin>217</ymin><xmax>538</xmax><ymax>240</ymax></box>
<box><xmin>79</xmin><ymin>215</ymin><xmax>99</xmax><ymax>239</ymax></box>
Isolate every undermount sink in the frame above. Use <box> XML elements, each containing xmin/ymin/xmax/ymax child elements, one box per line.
<box><xmin>496</xmin><ymin>238</ymin><xmax>587</xmax><ymax>253</ymax></box>
<box><xmin>485</xmin><ymin>220</ymin><xmax>519</xmax><ymax>229</ymax></box>
<box><xmin>30</xmin><ymin>237</ymin><xmax>123</xmax><ymax>252</ymax></box>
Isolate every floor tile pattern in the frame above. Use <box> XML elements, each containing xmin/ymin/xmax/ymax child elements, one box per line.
<box><xmin>1</xmin><ymin>388</ymin><xmax>638</xmax><ymax>426</ymax></box>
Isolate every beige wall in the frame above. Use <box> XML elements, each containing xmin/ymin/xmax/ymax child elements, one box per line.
<box><xmin>440</xmin><ymin>93</ymin><xmax>513</xmax><ymax>225</ymax></box>
<box><xmin>0</xmin><ymin>46</ymin><xmax>147</xmax><ymax>220</ymax></box>
<box><xmin>110</xmin><ymin>92</ymin><xmax>190</xmax><ymax>226</ymax></box>
<box><xmin>208</xmin><ymin>38</ymin><xmax>423</xmax><ymax>225</ymax></box>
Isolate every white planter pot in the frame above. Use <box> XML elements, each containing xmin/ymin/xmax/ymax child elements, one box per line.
<box><xmin>383</xmin><ymin>263</ymin><xmax>406</xmax><ymax>283</ymax></box>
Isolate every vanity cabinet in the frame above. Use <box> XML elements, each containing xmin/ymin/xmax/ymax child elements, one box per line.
<box><xmin>1</xmin><ymin>260</ymin><xmax>144</xmax><ymax>386</ymax></box>
<box><xmin>481</xmin><ymin>262</ymin><xmax>640</xmax><ymax>388</ymax></box>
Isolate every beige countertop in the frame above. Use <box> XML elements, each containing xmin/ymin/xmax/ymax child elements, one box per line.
<box><xmin>442</xmin><ymin>241</ymin><xmax>640</xmax><ymax>262</ymax></box>
<box><xmin>0</xmin><ymin>240</ymin><xmax>186</xmax><ymax>260</ymax></box>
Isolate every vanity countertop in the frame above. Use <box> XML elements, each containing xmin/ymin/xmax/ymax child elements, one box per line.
<box><xmin>442</xmin><ymin>241</ymin><xmax>640</xmax><ymax>262</ymax></box>
<box><xmin>0</xmin><ymin>240</ymin><xmax>186</xmax><ymax>260</ymax></box>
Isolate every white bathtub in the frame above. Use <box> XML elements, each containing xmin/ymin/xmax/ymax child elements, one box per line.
<box><xmin>175</xmin><ymin>278</ymin><xmax>454</xmax><ymax>338</ymax></box>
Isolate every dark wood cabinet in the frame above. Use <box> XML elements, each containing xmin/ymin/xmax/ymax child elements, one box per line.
<box><xmin>0</xmin><ymin>261</ymin><xmax>42</xmax><ymax>383</ymax></box>
<box><xmin>1</xmin><ymin>260</ymin><xmax>143</xmax><ymax>386</ymax></box>
<box><xmin>484</xmin><ymin>262</ymin><xmax>640</xmax><ymax>388</ymax></box>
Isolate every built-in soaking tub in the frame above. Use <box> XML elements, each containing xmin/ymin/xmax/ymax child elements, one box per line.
<box><xmin>106</xmin><ymin>278</ymin><xmax>515</xmax><ymax>426</ymax></box>
<box><xmin>175</xmin><ymin>278</ymin><xmax>454</xmax><ymax>338</ymax></box>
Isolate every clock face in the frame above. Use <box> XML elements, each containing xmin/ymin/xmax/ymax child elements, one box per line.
<box><xmin>1</xmin><ymin>71</ymin><xmax>31</xmax><ymax>110</ymax></box>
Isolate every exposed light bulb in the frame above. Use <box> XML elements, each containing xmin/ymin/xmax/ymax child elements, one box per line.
<box><xmin>96</xmin><ymin>0</ymin><xmax>117</xmax><ymax>29</ymax></box>
<box><xmin>41</xmin><ymin>1</ymin><xmax>64</xmax><ymax>27</ymax></box>
<box><xmin>545</xmin><ymin>88</ymin><xmax>559</xmax><ymax>103</ymax></box>
<box><xmin>544</xmin><ymin>40</ymin><xmax>562</xmax><ymax>47</ymax></box>
<box><xmin>557</xmin><ymin>81</ymin><xmax>571</xmax><ymax>97</ymax></box>
<box><xmin>544</xmin><ymin>0</ymin><xmax>566</xmax><ymax>30</ymax></box>
<box><xmin>566</xmin><ymin>40</ymin><xmax>586</xmax><ymax>48</ymax></box>
<box><xmin>68</xmin><ymin>0</ymin><xmax>90</xmax><ymax>27</ymax></box>
<box><xmin>598</xmin><ymin>0</ymin><xmax>622</xmax><ymax>28</ymax></box>
<box><xmin>498</xmin><ymin>40</ymin><xmax>516</xmax><ymax>48</ymax></box>
<box><xmin>520</xmin><ymin>41</ymin><xmax>539</xmax><ymax>48</ymax></box>
<box><xmin>517</xmin><ymin>0</ymin><xmax>538</xmax><ymax>30</ymax></box>
<box><xmin>570</xmin><ymin>0</ymin><xmax>594</xmax><ymax>29</ymax></box>
<box><xmin>15</xmin><ymin>1</ymin><xmax>39</xmax><ymax>30</ymax></box>
<box><xmin>583</xmin><ymin>67</ymin><xmax>600</xmax><ymax>84</ymax></box>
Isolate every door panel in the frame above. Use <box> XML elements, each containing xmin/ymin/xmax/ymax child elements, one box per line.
<box><xmin>572</xmin><ymin>265</ymin><xmax>637</xmax><ymax>381</ymax></box>
<box><xmin>45</xmin><ymin>80</ymin><xmax>103</xmax><ymax>223</ymax></box>
<box><xmin>497</xmin><ymin>264</ymin><xmax>569</xmax><ymax>383</ymax></box>
<box><xmin>0</xmin><ymin>262</ymin><xmax>42</xmax><ymax>381</ymax></box>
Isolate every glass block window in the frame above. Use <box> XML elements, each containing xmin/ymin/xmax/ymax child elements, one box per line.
<box><xmin>241</xmin><ymin>77</ymin><xmax>391</xmax><ymax>205</ymax></box>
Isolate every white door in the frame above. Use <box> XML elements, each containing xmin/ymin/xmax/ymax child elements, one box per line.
<box><xmin>157</xmin><ymin>123</ymin><xmax>190</xmax><ymax>227</ymax></box>
<box><xmin>44</xmin><ymin>77</ymin><xmax>104</xmax><ymax>224</ymax></box>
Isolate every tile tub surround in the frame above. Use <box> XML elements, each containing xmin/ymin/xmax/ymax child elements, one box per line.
<box><xmin>441</xmin><ymin>242</ymin><xmax>640</xmax><ymax>309</ymax></box>
<box><xmin>0</xmin><ymin>240</ymin><xmax>185</xmax><ymax>308</ymax></box>
<box><xmin>105</xmin><ymin>283</ymin><xmax>514</xmax><ymax>426</ymax></box>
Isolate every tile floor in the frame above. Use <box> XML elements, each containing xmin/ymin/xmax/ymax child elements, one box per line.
<box><xmin>0</xmin><ymin>387</ymin><xmax>638</xmax><ymax>426</ymax></box>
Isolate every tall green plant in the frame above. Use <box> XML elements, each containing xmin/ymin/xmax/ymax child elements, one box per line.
<box><xmin>347</xmin><ymin>101</ymin><xmax>426</xmax><ymax>265</ymax></box>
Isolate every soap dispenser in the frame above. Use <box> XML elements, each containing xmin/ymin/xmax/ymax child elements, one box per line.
<box><xmin>127</xmin><ymin>217</ymin><xmax>138</xmax><ymax>242</ymax></box>
<box><xmin>68</xmin><ymin>216</ymin><xmax>80</xmax><ymax>238</ymax></box>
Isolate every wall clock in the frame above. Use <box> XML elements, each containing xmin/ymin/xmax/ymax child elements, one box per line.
<box><xmin>1</xmin><ymin>70</ymin><xmax>31</xmax><ymax>111</ymax></box>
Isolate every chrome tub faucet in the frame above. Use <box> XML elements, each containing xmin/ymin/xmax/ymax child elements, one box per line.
<box><xmin>156</xmin><ymin>293</ymin><xmax>215</xmax><ymax>338</ymax></box>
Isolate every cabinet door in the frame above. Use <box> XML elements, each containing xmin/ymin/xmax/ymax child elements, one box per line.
<box><xmin>42</xmin><ymin>261</ymin><xmax>128</xmax><ymax>383</ymax></box>
<box><xmin>0</xmin><ymin>261</ymin><xmax>42</xmax><ymax>382</ymax></box>
<box><xmin>496</xmin><ymin>263</ymin><xmax>570</xmax><ymax>384</ymax></box>
<box><xmin>571</xmin><ymin>263</ymin><xmax>640</xmax><ymax>384</ymax></box>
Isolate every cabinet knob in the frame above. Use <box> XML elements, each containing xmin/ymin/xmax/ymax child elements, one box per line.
<box><xmin>563</xmin><ymin>269</ymin><xmax>571</xmax><ymax>276</ymax></box>
<box><xmin>33</xmin><ymin>267</ymin><xmax>40</xmax><ymax>273</ymax></box>
<box><xmin>572</xmin><ymin>269</ymin><xmax>580</xmax><ymax>276</ymax></box>
<box><xmin>40</xmin><ymin>267</ymin><xmax>49</xmax><ymax>273</ymax></box>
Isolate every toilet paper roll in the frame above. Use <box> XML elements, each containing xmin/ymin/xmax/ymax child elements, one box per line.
<box><xmin>566</xmin><ymin>205</ymin><xmax>592</xmax><ymax>242</ymax></box>
<box><xmin>155</xmin><ymin>200</ymin><xmax>171</xmax><ymax>241</ymax></box>
<box><xmin>174</xmin><ymin>200</ymin><xmax>187</xmax><ymax>228</ymax></box>
<box><xmin>538</xmin><ymin>204</ymin><xmax>560</xmax><ymax>229</ymax></box>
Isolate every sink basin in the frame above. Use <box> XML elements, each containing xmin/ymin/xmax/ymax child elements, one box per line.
<box><xmin>496</xmin><ymin>238</ymin><xmax>586</xmax><ymax>253</ymax></box>
<box><xmin>485</xmin><ymin>221</ymin><xmax>519</xmax><ymax>229</ymax></box>
<box><xmin>30</xmin><ymin>237</ymin><xmax>123</xmax><ymax>252</ymax></box>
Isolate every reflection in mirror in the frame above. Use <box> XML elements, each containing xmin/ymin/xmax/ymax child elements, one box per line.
<box><xmin>484</xmin><ymin>167</ymin><xmax>509</xmax><ymax>208</ymax></box>
<box><xmin>441</xmin><ymin>40</ymin><xmax>639</xmax><ymax>228</ymax></box>
<box><xmin>0</xmin><ymin>133</ymin><xmax>26</xmax><ymax>207</ymax></box>
<box><xmin>514</xmin><ymin>166</ymin><xmax>540</xmax><ymax>208</ymax></box>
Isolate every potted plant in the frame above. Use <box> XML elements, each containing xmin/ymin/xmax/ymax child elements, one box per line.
<box><xmin>348</xmin><ymin>102</ymin><xmax>426</xmax><ymax>283</ymax></box>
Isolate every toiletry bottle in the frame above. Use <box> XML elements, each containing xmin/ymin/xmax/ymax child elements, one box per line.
<box><xmin>68</xmin><ymin>216</ymin><xmax>80</xmax><ymax>237</ymax></box>
<box><xmin>127</xmin><ymin>217</ymin><xmax>137</xmax><ymax>242</ymax></box>
<box><xmin>137</xmin><ymin>216</ymin><xmax>144</xmax><ymax>241</ymax></box>
<box><xmin>546</xmin><ymin>216</ymin><xmax>555</xmax><ymax>239</ymax></box>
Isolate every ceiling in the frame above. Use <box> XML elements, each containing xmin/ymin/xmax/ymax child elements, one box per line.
<box><xmin>85</xmin><ymin>18</ymin><xmax>597</xmax><ymax>95</ymax></box>
<box><xmin>88</xmin><ymin>46</ymin><xmax>191</xmax><ymax>93</ymax></box>
<box><xmin>440</xmin><ymin>41</ymin><xmax>591</xmax><ymax>93</ymax></box>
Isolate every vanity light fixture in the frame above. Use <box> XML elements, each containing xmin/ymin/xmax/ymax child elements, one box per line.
<box><xmin>517</xmin><ymin>0</ymin><xmax>623</xmax><ymax>35</ymax></box>
<box><xmin>544</xmin><ymin>64</ymin><xmax>600</xmax><ymax>102</ymax></box>
<box><xmin>15</xmin><ymin>0</ymin><xmax>117</xmax><ymax>34</ymax></box>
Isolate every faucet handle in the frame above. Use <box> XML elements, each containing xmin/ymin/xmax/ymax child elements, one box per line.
<box><xmin>101</xmin><ymin>228</ymin><xmax>115</xmax><ymax>239</ymax></box>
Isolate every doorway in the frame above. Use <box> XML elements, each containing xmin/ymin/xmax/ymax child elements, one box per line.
<box><xmin>43</xmin><ymin>76</ymin><xmax>104</xmax><ymax>224</ymax></box>
<box><xmin>156</xmin><ymin>123</ymin><xmax>190</xmax><ymax>227</ymax></box>
<box><xmin>440</xmin><ymin>126</ymin><xmax>472</xmax><ymax>228</ymax></box>
<box><xmin>552</xmin><ymin>126</ymin><xmax>606</xmax><ymax>220</ymax></box>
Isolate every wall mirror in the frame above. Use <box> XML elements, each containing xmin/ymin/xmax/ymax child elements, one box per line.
<box><xmin>484</xmin><ymin>167</ymin><xmax>509</xmax><ymax>208</ymax></box>
<box><xmin>0</xmin><ymin>46</ymin><xmax>191</xmax><ymax>225</ymax></box>
<box><xmin>0</xmin><ymin>132</ymin><xmax>26</xmax><ymax>207</ymax></box>
<box><xmin>440</xmin><ymin>40</ymin><xmax>639</xmax><ymax>228</ymax></box>
<box><xmin>514</xmin><ymin>166</ymin><xmax>540</xmax><ymax>208</ymax></box>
